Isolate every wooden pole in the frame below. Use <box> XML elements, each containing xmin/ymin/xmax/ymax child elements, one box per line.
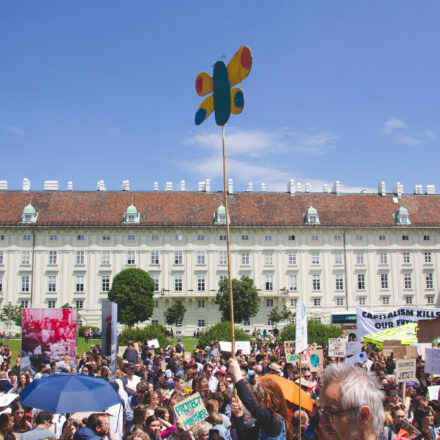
<box><xmin>298</xmin><ymin>354</ymin><xmax>302</xmax><ymax>440</ymax></box>
<box><xmin>402</xmin><ymin>381</ymin><xmax>406</xmax><ymax>405</ymax></box>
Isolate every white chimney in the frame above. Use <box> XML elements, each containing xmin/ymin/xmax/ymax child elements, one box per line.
<box><xmin>296</xmin><ymin>182</ymin><xmax>302</xmax><ymax>192</ymax></box>
<box><xmin>378</xmin><ymin>181</ymin><xmax>386</xmax><ymax>197</ymax></box>
<box><xmin>414</xmin><ymin>184</ymin><xmax>423</xmax><ymax>195</ymax></box>
<box><xmin>393</xmin><ymin>182</ymin><xmax>403</xmax><ymax>198</ymax></box>
<box><xmin>0</xmin><ymin>181</ymin><xmax>7</xmax><ymax>190</ymax></box>
<box><xmin>180</xmin><ymin>180</ymin><xmax>186</xmax><ymax>192</ymax></box>
<box><xmin>332</xmin><ymin>181</ymin><xmax>341</xmax><ymax>195</ymax></box>
<box><xmin>228</xmin><ymin>178</ymin><xmax>233</xmax><ymax>194</ymax></box>
<box><xmin>154</xmin><ymin>182</ymin><xmax>159</xmax><ymax>191</ymax></box>
<box><xmin>288</xmin><ymin>179</ymin><xmax>295</xmax><ymax>195</ymax></box>
<box><xmin>44</xmin><ymin>180</ymin><xmax>59</xmax><ymax>191</ymax></box>
<box><xmin>198</xmin><ymin>181</ymin><xmax>204</xmax><ymax>192</ymax></box>
<box><xmin>165</xmin><ymin>181</ymin><xmax>173</xmax><ymax>191</ymax></box>
<box><xmin>67</xmin><ymin>181</ymin><xmax>73</xmax><ymax>191</ymax></box>
<box><xmin>305</xmin><ymin>182</ymin><xmax>311</xmax><ymax>193</ymax></box>
<box><xmin>22</xmin><ymin>178</ymin><xmax>31</xmax><ymax>191</ymax></box>
<box><xmin>122</xmin><ymin>180</ymin><xmax>130</xmax><ymax>191</ymax></box>
<box><xmin>426</xmin><ymin>185</ymin><xmax>436</xmax><ymax>195</ymax></box>
<box><xmin>261</xmin><ymin>182</ymin><xmax>266</xmax><ymax>192</ymax></box>
<box><xmin>323</xmin><ymin>184</ymin><xmax>329</xmax><ymax>193</ymax></box>
<box><xmin>97</xmin><ymin>180</ymin><xmax>106</xmax><ymax>191</ymax></box>
<box><xmin>247</xmin><ymin>182</ymin><xmax>253</xmax><ymax>192</ymax></box>
<box><xmin>205</xmin><ymin>178</ymin><xmax>210</xmax><ymax>193</ymax></box>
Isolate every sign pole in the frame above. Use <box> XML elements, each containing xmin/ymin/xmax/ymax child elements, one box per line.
<box><xmin>298</xmin><ymin>354</ymin><xmax>302</xmax><ymax>440</ymax></box>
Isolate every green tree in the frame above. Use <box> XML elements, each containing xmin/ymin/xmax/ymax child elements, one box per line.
<box><xmin>215</xmin><ymin>276</ymin><xmax>259</xmax><ymax>323</ymax></box>
<box><xmin>0</xmin><ymin>302</ymin><xmax>23</xmax><ymax>328</ymax></box>
<box><xmin>268</xmin><ymin>305</ymin><xmax>292</xmax><ymax>328</ymax></box>
<box><xmin>164</xmin><ymin>302</ymin><xmax>186</xmax><ymax>327</ymax></box>
<box><xmin>197</xmin><ymin>321</ymin><xmax>251</xmax><ymax>350</ymax></box>
<box><xmin>108</xmin><ymin>268</ymin><xmax>155</xmax><ymax>326</ymax></box>
<box><xmin>279</xmin><ymin>319</ymin><xmax>342</xmax><ymax>347</ymax></box>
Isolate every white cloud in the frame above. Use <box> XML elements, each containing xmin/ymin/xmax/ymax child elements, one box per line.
<box><xmin>382</xmin><ymin>118</ymin><xmax>434</xmax><ymax>145</ymax></box>
<box><xmin>4</xmin><ymin>125</ymin><xmax>25</xmax><ymax>136</ymax></box>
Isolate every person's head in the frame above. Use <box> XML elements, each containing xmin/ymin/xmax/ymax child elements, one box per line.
<box><xmin>391</xmin><ymin>406</ymin><xmax>406</xmax><ymax>429</ymax></box>
<box><xmin>174</xmin><ymin>375</ymin><xmax>185</xmax><ymax>392</ymax></box>
<box><xmin>386</xmin><ymin>386</ymin><xmax>399</xmax><ymax>404</ymax></box>
<box><xmin>319</xmin><ymin>363</ymin><xmax>385</xmax><ymax>440</ymax></box>
<box><xmin>0</xmin><ymin>413</ymin><xmax>13</xmax><ymax>431</ymax></box>
<box><xmin>413</xmin><ymin>406</ymin><xmax>434</xmax><ymax>430</ymax></box>
<box><xmin>292</xmin><ymin>409</ymin><xmax>309</xmax><ymax>434</ymax></box>
<box><xmin>192</xmin><ymin>421</ymin><xmax>213</xmax><ymax>440</ymax></box>
<box><xmin>126</xmin><ymin>362</ymin><xmax>136</xmax><ymax>376</ymax></box>
<box><xmin>136</xmin><ymin>381</ymin><xmax>150</xmax><ymax>401</ymax></box>
<box><xmin>145</xmin><ymin>415</ymin><xmax>161</xmax><ymax>437</ymax></box>
<box><xmin>154</xmin><ymin>407</ymin><xmax>169</xmax><ymax>422</ymax></box>
<box><xmin>35</xmin><ymin>411</ymin><xmax>53</xmax><ymax>428</ymax></box>
<box><xmin>87</xmin><ymin>413</ymin><xmax>110</xmax><ymax>437</ymax></box>
<box><xmin>8</xmin><ymin>370</ymin><xmax>17</xmax><ymax>385</ymax></box>
<box><xmin>429</xmin><ymin>400</ymin><xmax>440</xmax><ymax>419</ymax></box>
<box><xmin>217</xmin><ymin>379</ymin><xmax>228</xmax><ymax>393</ymax></box>
<box><xmin>204</xmin><ymin>363</ymin><xmax>214</xmax><ymax>378</ymax></box>
<box><xmin>252</xmin><ymin>378</ymin><xmax>293</xmax><ymax>440</ymax></box>
<box><xmin>11</xmin><ymin>402</ymin><xmax>25</xmax><ymax>424</ymax></box>
<box><xmin>145</xmin><ymin>391</ymin><xmax>159</xmax><ymax>408</ymax></box>
<box><xmin>133</xmin><ymin>405</ymin><xmax>149</xmax><ymax>426</ymax></box>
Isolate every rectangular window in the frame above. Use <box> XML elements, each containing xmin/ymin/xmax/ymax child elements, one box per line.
<box><xmin>424</xmin><ymin>235</ymin><xmax>430</xmax><ymax>241</ymax></box>
<box><xmin>379</xmin><ymin>252</ymin><xmax>388</xmax><ymax>264</ymax></box>
<box><xmin>197</xmin><ymin>276</ymin><xmax>206</xmax><ymax>292</ymax></box>
<box><xmin>402</xmin><ymin>235</ymin><xmax>409</xmax><ymax>241</ymax></box>
<box><xmin>151</xmin><ymin>234</ymin><xmax>159</xmax><ymax>241</ymax></box>
<box><xmin>198</xmin><ymin>299</ymin><xmax>205</xmax><ymax>308</ymax></box>
<box><xmin>49</xmin><ymin>250</ymin><xmax>57</xmax><ymax>265</ymax></box>
<box><xmin>174</xmin><ymin>234</ymin><xmax>183</xmax><ymax>241</ymax></box>
<box><xmin>380</xmin><ymin>273</ymin><xmax>389</xmax><ymax>289</ymax></box>
<box><xmin>288</xmin><ymin>253</ymin><xmax>297</xmax><ymax>265</ymax></box>
<box><xmin>21</xmin><ymin>275</ymin><xmax>31</xmax><ymax>292</ymax></box>
<box><xmin>288</xmin><ymin>235</ymin><xmax>295</xmax><ymax>241</ymax></box>
<box><xmin>382</xmin><ymin>296</ymin><xmax>390</xmax><ymax>305</ymax></box>
<box><xmin>77</xmin><ymin>234</ymin><xmax>85</xmax><ymax>241</ymax></box>
<box><xmin>334</xmin><ymin>252</ymin><xmax>343</xmax><ymax>265</ymax></box>
<box><xmin>151</xmin><ymin>320</ymin><xmax>158</xmax><ymax>325</ymax></box>
<box><xmin>101</xmin><ymin>275</ymin><xmax>110</xmax><ymax>292</ymax></box>
<box><xmin>357</xmin><ymin>273</ymin><xmax>366</xmax><ymax>290</ymax></box>
<box><xmin>48</xmin><ymin>275</ymin><xmax>57</xmax><ymax>292</ymax></box>
<box><xmin>48</xmin><ymin>300</ymin><xmax>56</xmax><ymax>309</ymax></box>
<box><xmin>0</xmin><ymin>250</ymin><xmax>3</xmax><ymax>265</ymax></box>
<box><xmin>359</xmin><ymin>297</ymin><xmax>366</xmax><ymax>306</ymax></box>
<box><xmin>267</xmin><ymin>319</ymin><xmax>274</xmax><ymax>326</ymax></box>
<box><xmin>405</xmin><ymin>296</ymin><xmax>413</xmax><ymax>305</ymax></box>
<box><xmin>336</xmin><ymin>297</ymin><xmax>344</xmax><ymax>306</ymax></box>
<box><xmin>242</xmin><ymin>234</ymin><xmax>249</xmax><ymax>241</ymax></box>
<box><xmin>241</xmin><ymin>252</ymin><xmax>250</xmax><ymax>265</ymax></box>
<box><xmin>21</xmin><ymin>250</ymin><xmax>30</xmax><ymax>265</ymax></box>
<box><xmin>243</xmin><ymin>320</ymin><xmax>251</xmax><ymax>326</ymax></box>
<box><xmin>311</xmin><ymin>235</ymin><xmax>319</xmax><ymax>241</ymax></box>
<box><xmin>425</xmin><ymin>252</ymin><xmax>432</xmax><ymax>263</ymax></box>
<box><xmin>75</xmin><ymin>275</ymin><xmax>85</xmax><ymax>292</ymax></box>
<box><xmin>219</xmin><ymin>274</ymin><xmax>227</xmax><ymax>283</ymax></box>
<box><xmin>335</xmin><ymin>274</ymin><xmax>344</xmax><ymax>291</ymax></box>
<box><xmin>219</xmin><ymin>235</ymin><xmax>226</xmax><ymax>241</ymax></box>
<box><xmin>288</xmin><ymin>274</ymin><xmax>297</xmax><ymax>291</ymax></box>
<box><xmin>312</xmin><ymin>252</ymin><xmax>320</xmax><ymax>265</ymax></box>
<box><xmin>197</xmin><ymin>234</ymin><xmax>205</xmax><ymax>241</ymax></box>
<box><xmin>426</xmin><ymin>273</ymin><xmax>434</xmax><ymax>289</ymax></box>
<box><xmin>314</xmin><ymin>298</ymin><xmax>321</xmax><ymax>306</ymax></box>
<box><xmin>264</xmin><ymin>235</ymin><xmax>272</xmax><ymax>241</ymax></box>
<box><xmin>356</xmin><ymin>253</ymin><xmax>364</xmax><ymax>264</ymax></box>
<box><xmin>127</xmin><ymin>250</ymin><xmax>136</xmax><ymax>265</ymax></box>
<box><xmin>264</xmin><ymin>253</ymin><xmax>273</xmax><ymax>265</ymax></box>
<box><xmin>265</xmin><ymin>274</ymin><xmax>273</xmax><ymax>291</ymax></box>
<box><xmin>151</xmin><ymin>274</ymin><xmax>159</xmax><ymax>292</ymax></box>
<box><xmin>312</xmin><ymin>274</ymin><xmax>321</xmax><ymax>291</ymax></box>
<box><xmin>174</xmin><ymin>275</ymin><xmax>183</xmax><ymax>292</ymax></box>
<box><xmin>154</xmin><ymin>300</ymin><xmax>159</xmax><ymax>308</ymax></box>
<box><xmin>0</xmin><ymin>274</ymin><xmax>3</xmax><ymax>292</ymax></box>
<box><xmin>290</xmin><ymin>298</ymin><xmax>297</xmax><ymax>307</ymax></box>
<box><xmin>427</xmin><ymin>295</ymin><xmax>434</xmax><ymax>305</ymax></box>
<box><xmin>23</xmin><ymin>234</ymin><xmax>31</xmax><ymax>241</ymax></box>
<box><xmin>174</xmin><ymin>251</ymin><xmax>183</xmax><ymax>265</ymax></box>
<box><xmin>403</xmin><ymin>252</ymin><xmax>410</xmax><ymax>263</ymax></box>
<box><xmin>266</xmin><ymin>299</ymin><xmax>274</xmax><ymax>307</ymax></box>
<box><xmin>334</xmin><ymin>234</ymin><xmax>341</xmax><ymax>241</ymax></box>
<box><xmin>21</xmin><ymin>300</ymin><xmax>29</xmax><ymax>308</ymax></box>
<box><xmin>76</xmin><ymin>251</ymin><xmax>85</xmax><ymax>265</ymax></box>
<box><xmin>50</xmin><ymin>234</ymin><xmax>58</xmax><ymax>241</ymax></box>
<box><xmin>101</xmin><ymin>250</ymin><xmax>110</xmax><ymax>265</ymax></box>
<box><xmin>379</xmin><ymin>235</ymin><xmax>386</xmax><ymax>241</ymax></box>
<box><xmin>0</xmin><ymin>234</ymin><xmax>4</xmax><ymax>241</ymax></box>
<box><xmin>151</xmin><ymin>251</ymin><xmax>159</xmax><ymax>265</ymax></box>
<box><xmin>197</xmin><ymin>251</ymin><xmax>206</xmax><ymax>265</ymax></box>
<box><xmin>404</xmin><ymin>273</ymin><xmax>412</xmax><ymax>289</ymax></box>
<box><xmin>102</xmin><ymin>234</ymin><xmax>111</xmax><ymax>241</ymax></box>
<box><xmin>127</xmin><ymin>234</ymin><xmax>136</xmax><ymax>241</ymax></box>
<box><xmin>356</xmin><ymin>234</ymin><xmax>363</xmax><ymax>241</ymax></box>
<box><xmin>76</xmin><ymin>300</ymin><xmax>84</xmax><ymax>309</ymax></box>
<box><xmin>198</xmin><ymin>319</ymin><xmax>205</xmax><ymax>327</ymax></box>
<box><xmin>219</xmin><ymin>251</ymin><xmax>228</xmax><ymax>265</ymax></box>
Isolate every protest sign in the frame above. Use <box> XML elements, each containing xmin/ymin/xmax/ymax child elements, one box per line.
<box><xmin>284</xmin><ymin>341</ymin><xmax>295</xmax><ymax>362</ymax></box>
<box><xmin>428</xmin><ymin>385</ymin><xmax>440</xmax><ymax>401</ymax></box>
<box><xmin>184</xmin><ymin>352</ymin><xmax>192</xmax><ymax>361</ymax></box>
<box><xmin>393</xmin><ymin>346</ymin><xmax>409</xmax><ymax>359</ymax></box>
<box><xmin>383</xmin><ymin>346</ymin><xmax>402</xmax><ymax>357</ymax></box>
<box><xmin>148</xmin><ymin>339</ymin><xmax>160</xmax><ymax>349</ymax></box>
<box><xmin>173</xmin><ymin>392</ymin><xmax>208</xmax><ymax>430</ymax></box>
<box><xmin>383</xmin><ymin>340</ymin><xmax>402</xmax><ymax>347</ymax></box>
<box><xmin>219</xmin><ymin>341</ymin><xmax>251</xmax><ymax>355</ymax></box>
<box><xmin>395</xmin><ymin>359</ymin><xmax>416</xmax><ymax>382</ymax></box>
<box><xmin>417</xmin><ymin>318</ymin><xmax>440</xmax><ymax>343</ymax></box>
<box><xmin>117</xmin><ymin>346</ymin><xmax>127</xmax><ymax>358</ymax></box>
<box><xmin>309</xmin><ymin>350</ymin><xmax>324</xmax><ymax>372</ymax></box>
<box><xmin>405</xmin><ymin>346</ymin><xmax>418</xmax><ymax>359</ymax></box>
<box><xmin>328</xmin><ymin>338</ymin><xmax>346</xmax><ymax>357</ymax></box>
<box><xmin>295</xmin><ymin>302</ymin><xmax>308</xmax><ymax>354</ymax></box>
<box><xmin>346</xmin><ymin>341</ymin><xmax>361</xmax><ymax>356</ymax></box>
<box><xmin>357</xmin><ymin>307</ymin><xmax>440</xmax><ymax>340</ymax></box>
<box><xmin>345</xmin><ymin>352</ymin><xmax>368</xmax><ymax>365</ymax></box>
<box><xmin>425</xmin><ymin>348</ymin><xmax>440</xmax><ymax>374</ymax></box>
<box><xmin>101</xmin><ymin>301</ymin><xmax>118</xmax><ymax>380</ymax></box>
<box><xmin>417</xmin><ymin>343</ymin><xmax>432</xmax><ymax>360</ymax></box>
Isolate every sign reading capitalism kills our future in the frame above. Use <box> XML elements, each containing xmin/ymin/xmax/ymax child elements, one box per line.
<box><xmin>357</xmin><ymin>307</ymin><xmax>440</xmax><ymax>340</ymax></box>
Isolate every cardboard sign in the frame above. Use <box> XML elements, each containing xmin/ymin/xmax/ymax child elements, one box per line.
<box><xmin>148</xmin><ymin>339</ymin><xmax>160</xmax><ymax>349</ymax></box>
<box><xmin>383</xmin><ymin>345</ymin><xmax>402</xmax><ymax>357</ymax></box>
<box><xmin>393</xmin><ymin>346</ymin><xmax>409</xmax><ymax>359</ymax></box>
<box><xmin>184</xmin><ymin>352</ymin><xmax>192</xmax><ymax>361</ymax></box>
<box><xmin>345</xmin><ymin>351</ymin><xmax>368</xmax><ymax>365</ymax></box>
<box><xmin>425</xmin><ymin>348</ymin><xmax>440</xmax><ymax>374</ymax></box>
<box><xmin>309</xmin><ymin>349</ymin><xmax>324</xmax><ymax>372</ymax></box>
<box><xmin>328</xmin><ymin>338</ymin><xmax>346</xmax><ymax>357</ymax></box>
<box><xmin>173</xmin><ymin>392</ymin><xmax>208</xmax><ymax>430</ymax></box>
<box><xmin>417</xmin><ymin>318</ymin><xmax>440</xmax><ymax>343</ymax></box>
<box><xmin>405</xmin><ymin>346</ymin><xmax>419</xmax><ymax>359</ymax></box>
<box><xmin>346</xmin><ymin>341</ymin><xmax>362</xmax><ymax>356</ymax></box>
<box><xmin>428</xmin><ymin>385</ymin><xmax>440</xmax><ymax>401</ymax></box>
<box><xmin>284</xmin><ymin>341</ymin><xmax>296</xmax><ymax>362</ymax></box>
<box><xmin>117</xmin><ymin>346</ymin><xmax>127</xmax><ymax>358</ymax></box>
<box><xmin>219</xmin><ymin>341</ymin><xmax>251</xmax><ymax>355</ymax></box>
<box><xmin>383</xmin><ymin>340</ymin><xmax>402</xmax><ymax>347</ymax></box>
<box><xmin>395</xmin><ymin>359</ymin><xmax>416</xmax><ymax>382</ymax></box>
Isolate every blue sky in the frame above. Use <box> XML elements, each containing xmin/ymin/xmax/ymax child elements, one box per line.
<box><xmin>1</xmin><ymin>1</ymin><xmax>439</xmax><ymax>193</ymax></box>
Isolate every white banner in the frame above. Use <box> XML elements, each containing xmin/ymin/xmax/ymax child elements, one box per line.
<box><xmin>296</xmin><ymin>302</ymin><xmax>308</xmax><ymax>354</ymax></box>
<box><xmin>345</xmin><ymin>351</ymin><xmax>368</xmax><ymax>365</ymax></box>
<box><xmin>219</xmin><ymin>341</ymin><xmax>251</xmax><ymax>355</ymax></box>
<box><xmin>425</xmin><ymin>349</ymin><xmax>440</xmax><ymax>375</ymax></box>
<box><xmin>357</xmin><ymin>307</ymin><xmax>440</xmax><ymax>340</ymax></box>
<box><xmin>346</xmin><ymin>341</ymin><xmax>362</xmax><ymax>356</ymax></box>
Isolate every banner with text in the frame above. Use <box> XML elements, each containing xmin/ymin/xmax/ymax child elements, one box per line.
<box><xmin>395</xmin><ymin>359</ymin><xmax>416</xmax><ymax>382</ymax></box>
<box><xmin>357</xmin><ymin>307</ymin><xmax>440</xmax><ymax>340</ymax></box>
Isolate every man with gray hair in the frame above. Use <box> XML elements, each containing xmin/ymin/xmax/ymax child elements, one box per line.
<box><xmin>319</xmin><ymin>363</ymin><xmax>385</xmax><ymax>440</ymax></box>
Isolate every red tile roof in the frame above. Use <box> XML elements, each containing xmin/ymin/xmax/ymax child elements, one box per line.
<box><xmin>0</xmin><ymin>191</ymin><xmax>439</xmax><ymax>227</ymax></box>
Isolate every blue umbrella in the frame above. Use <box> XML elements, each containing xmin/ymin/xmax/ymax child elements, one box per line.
<box><xmin>19</xmin><ymin>374</ymin><xmax>120</xmax><ymax>413</ymax></box>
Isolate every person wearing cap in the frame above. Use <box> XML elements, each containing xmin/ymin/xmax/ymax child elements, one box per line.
<box><xmin>21</xmin><ymin>411</ymin><xmax>53</xmax><ymax>440</ymax></box>
<box><xmin>268</xmin><ymin>363</ymin><xmax>282</xmax><ymax>376</ymax></box>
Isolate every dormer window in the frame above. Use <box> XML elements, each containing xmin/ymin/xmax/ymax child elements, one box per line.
<box><xmin>124</xmin><ymin>204</ymin><xmax>140</xmax><ymax>224</ymax></box>
<box><xmin>21</xmin><ymin>203</ymin><xmax>38</xmax><ymax>224</ymax></box>
<box><xmin>214</xmin><ymin>205</ymin><xmax>228</xmax><ymax>224</ymax></box>
<box><xmin>304</xmin><ymin>205</ymin><xmax>320</xmax><ymax>225</ymax></box>
<box><xmin>395</xmin><ymin>206</ymin><xmax>410</xmax><ymax>225</ymax></box>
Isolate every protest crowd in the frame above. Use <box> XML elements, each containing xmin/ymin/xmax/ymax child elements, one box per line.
<box><xmin>0</xmin><ymin>331</ymin><xmax>439</xmax><ymax>440</ymax></box>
